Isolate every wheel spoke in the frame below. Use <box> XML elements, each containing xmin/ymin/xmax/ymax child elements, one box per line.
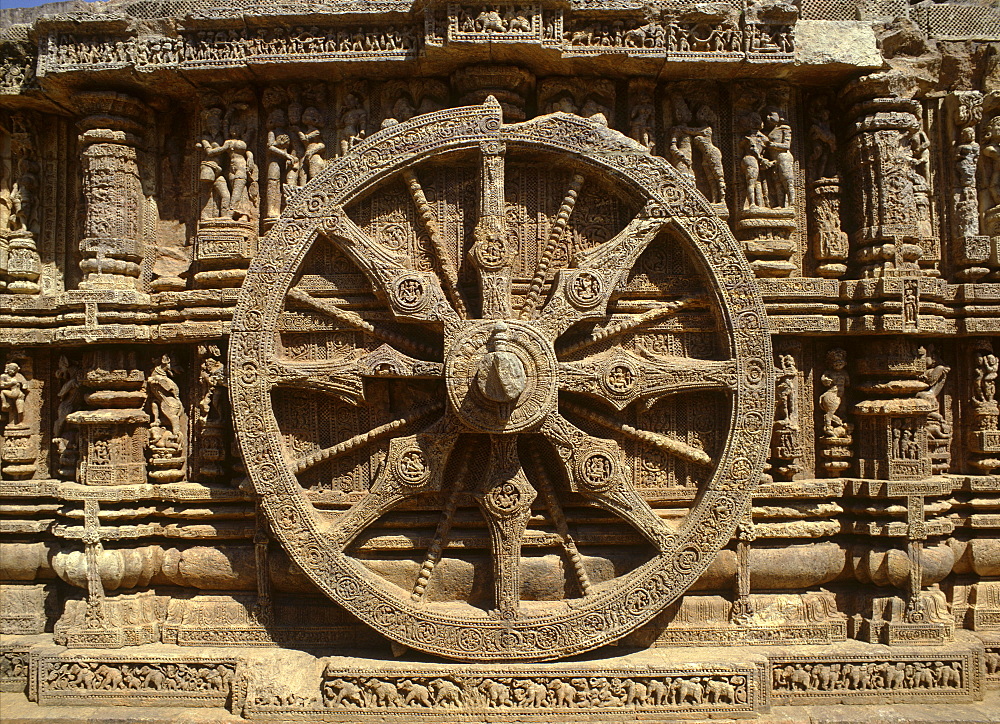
<box><xmin>540</xmin><ymin>413</ymin><xmax>678</xmax><ymax>554</ymax></box>
<box><xmin>411</xmin><ymin>445</ymin><xmax>471</xmax><ymax>602</ymax></box>
<box><xmin>559</xmin><ymin>350</ymin><xmax>736</xmax><ymax>411</ymax></box>
<box><xmin>292</xmin><ymin>403</ymin><xmax>443</xmax><ymax>477</ymax></box>
<box><xmin>474</xmin><ymin>435</ymin><xmax>536</xmax><ymax>617</ymax></box>
<box><xmin>402</xmin><ymin>168</ymin><xmax>468</xmax><ymax>318</ymax></box>
<box><xmin>520</xmin><ymin>173</ymin><xmax>585</xmax><ymax>320</ymax></box>
<box><xmin>528</xmin><ymin>443</ymin><xmax>592</xmax><ymax>596</ymax></box>
<box><xmin>560</xmin><ymin>399</ymin><xmax>712</xmax><ymax>468</ymax></box>
<box><xmin>556</xmin><ymin>296</ymin><xmax>706</xmax><ymax>358</ymax></box>
<box><xmin>287</xmin><ymin>287</ymin><xmax>439</xmax><ymax>359</ymax></box>
<box><xmin>320</xmin><ymin>208</ymin><xmax>462</xmax><ymax>332</ymax></box>
<box><xmin>357</xmin><ymin>344</ymin><xmax>443</xmax><ymax>379</ymax></box>
<box><xmin>267</xmin><ymin>359</ymin><xmax>365</xmax><ymax>406</ymax></box>
<box><xmin>534</xmin><ymin>208</ymin><xmax>669</xmax><ymax>340</ymax></box>
<box><xmin>327</xmin><ymin>414</ymin><xmax>459</xmax><ymax>549</ymax></box>
<box><xmin>468</xmin><ymin>138</ymin><xmax>514</xmax><ymax>319</ymax></box>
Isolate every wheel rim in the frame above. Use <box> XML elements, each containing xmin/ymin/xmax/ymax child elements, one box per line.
<box><xmin>231</xmin><ymin>100</ymin><xmax>774</xmax><ymax>661</ymax></box>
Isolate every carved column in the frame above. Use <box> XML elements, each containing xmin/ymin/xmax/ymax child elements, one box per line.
<box><xmin>65</xmin><ymin>349</ymin><xmax>148</xmax><ymax>487</ymax></box>
<box><xmin>852</xmin><ymin>339</ymin><xmax>953</xmax><ymax>644</ymax></box>
<box><xmin>843</xmin><ymin>81</ymin><xmax>929</xmax><ymax>278</ymax></box>
<box><xmin>75</xmin><ymin>93</ymin><xmax>150</xmax><ymax>291</ymax></box>
<box><xmin>805</xmin><ymin>94</ymin><xmax>849</xmax><ymax>279</ymax></box>
<box><xmin>854</xmin><ymin>340</ymin><xmax>934</xmax><ymax>481</ymax></box>
<box><xmin>980</xmin><ymin>92</ymin><xmax>1000</xmax><ymax>278</ymax></box>
<box><xmin>944</xmin><ymin>92</ymin><xmax>989</xmax><ymax>280</ymax></box>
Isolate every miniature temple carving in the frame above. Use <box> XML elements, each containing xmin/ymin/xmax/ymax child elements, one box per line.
<box><xmin>0</xmin><ymin>0</ymin><xmax>999</xmax><ymax>719</ymax></box>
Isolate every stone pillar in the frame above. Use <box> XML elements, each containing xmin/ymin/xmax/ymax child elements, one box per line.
<box><xmin>75</xmin><ymin>92</ymin><xmax>150</xmax><ymax>291</ymax></box>
<box><xmin>981</xmin><ymin>92</ymin><xmax>1000</xmax><ymax>278</ymax></box>
<box><xmin>843</xmin><ymin>80</ymin><xmax>927</xmax><ymax>278</ymax></box>
<box><xmin>852</xmin><ymin>339</ymin><xmax>954</xmax><ymax>644</ymax></box>
<box><xmin>66</xmin><ymin>349</ymin><xmax>148</xmax><ymax>487</ymax></box>
<box><xmin>943</xmin><ymin>92</ymin><xmax>989</xmax><ymax>281</ymax></box>
<box><xmin>854</xmin><ymin>340</ymin><xmax>934</xmax><ymax>481</ymax></box>
<box><xmin>805</xmin><ymin>94</ymin><xmax>849</xmax><ymax>279</ymax></box>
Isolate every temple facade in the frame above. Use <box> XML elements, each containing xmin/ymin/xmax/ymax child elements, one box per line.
<box><xmin>1</xmin><ymin>0</ymin><xmax>1000</xmax><ymax>719</ymax></box>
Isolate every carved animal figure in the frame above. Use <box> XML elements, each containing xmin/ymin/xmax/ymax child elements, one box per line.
<box><xmin>367</xmin><ymin>678</ymin><xmax>402</xmax><ymax>707</ymax></box>
<box><xmin>400</xmin><ymin>679</ymin><xmax>432</xmax><ymax>707</ymax></box>
<box><xmin>787</xmin><ymin>664</ymin><xmax>810</xmax><ymax>691</ymax></box>
<box><xmin>547</xmin><ymin>678</ymin><xmax>575</xmax><ymax>707</ymax></box>
<box><xmin>516</xmin><ymin>679</ymin><xmax>546</xmax><ymax>707</ymax></box>
<box><xmin>646</xmin><ymin>678</ymin><xmax>669</xmax><ymax>705</ymax></box>
<box><xmin>705</xmin><ymin>679</ymin><xmax>736</xmax><ymax>703</ymax></box>
<box><xmin>479</xmin><ymin>678</ymin><xmax>511</xmax><ymax>707</ymax></box>
<box><xmin>624</xmin><ymin>678</ymin><xmax>647</xmax><ymax>706</ymax></box>
<box><xmin>986</xmin><ymin>651</ymin><xmax>1000</xmax><ymax>675</ymax></box>
<box><xmin>325</xmin><ymin>678</ymin><xmax>363</xmax><ymax>707</ymax></box>
<box><xmin>430</xmin><ymin>678</ymin><xmax>462</xmax><ymax>707</ymax></box>
<box><xmin>936</xmin><ymin>662</ymin><xmax>961</xmax><ymax>688</ymax></box>
<box><xmin>670</xmin><ymin>678</ymin><xmax>703</xmax><ymax>704</ymax></box>
<box><xmin>913</xmin><ymin>663</ymin><xmax>935</xmax><ymax>688</ymax></box>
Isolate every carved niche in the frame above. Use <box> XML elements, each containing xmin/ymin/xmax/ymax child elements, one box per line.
<box><xmin>231</xmin><ymin>99</ymin><xmax>774</xmax><ymax>661</ymax></box>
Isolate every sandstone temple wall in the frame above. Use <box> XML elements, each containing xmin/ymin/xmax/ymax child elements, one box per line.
<box><xmin>1</xmin><ymin>0</ymin><xmax>1000</xmax><ymax>719</ymax></box>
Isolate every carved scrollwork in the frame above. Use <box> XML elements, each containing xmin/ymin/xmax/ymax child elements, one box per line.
<box><xmin>232</xmin><ymin>100</ymin><xmax>773</xmax><ymax>661</ymax></box>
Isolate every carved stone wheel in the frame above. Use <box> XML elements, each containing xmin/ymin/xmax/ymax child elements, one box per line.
<box><xmin>231</xmin><ymin>99</ymin><xmax>774</xmax><ymax>661</ymax></box>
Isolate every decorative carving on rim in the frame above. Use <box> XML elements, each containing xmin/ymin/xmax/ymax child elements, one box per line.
<box><xmin>231</xmin><ymin>100</ymin><xmax>774</xmax><ymax>661</ymax></box>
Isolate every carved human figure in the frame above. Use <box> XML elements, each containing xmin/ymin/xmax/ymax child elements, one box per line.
<box><xmin>973</xmin><ymin>345</ymin><xmax>999</xmax><ymax>403</ymax></box>
<box><xmin>667</xmin><ymin>97</ymin><xmax>696</xmax><ymax>181</ymax></box>
<box><xmin>197</xmin><ymin>107</ymin><xmax>230</xmax><ymax>219</ymax></box>
<box><xmin>774</xmin><ymin>354</ymin><xmax>798</xmax><ymax>430</ymax></box>
<box><xmin>763</xmin><ymin>106</ymin><xmax>795</xmax><ymax>207</ymax></box>
<box><xmin>298</xmin><ymin>106</ymin><xmax>327</xmax><ymax>184</ymax></box>
<box><xmin>9</xmin><ymin>156</ymin><xmax>39</xmax><ymax>235</ymax></box>
<box><xmin>917</xmin><ymin>345</ymin><xmax>949</xmax><ymax>414</ymax></box>
<box><xmin>955</xmin><ymin>125</ymin><xmax>981</xmax><ymax>237</ymax></box>
<box><xmin>740</xmin><ymin>111</ymin><xmax>770</xmax><ymax>209</ymax></box>
<box><xmin>224</xmin><ymin>115</ymin><xmax>252</xmax><ymax>222</ymax></box>
<box><xmin>819</xmin><ymin>348</ymin><xmax>850</xmax><ymax>438</ymax></box>
<box><xmin>339</xmin><ymin>92</ymin><xmax>368</xmax><ymax>155</ymax></box>
<box><xmin>981</xmin><ymin>116</ymin><xmax>1000</xmax><ymax>212</ymax></box>
<box><xmin>53</xmin><ymin>355</ymin><xmax>80</xmax><ymax>439</ymax></box>
<box><xmin>909</xmin><ymin>128</ymin><xmax>931</xmax><ymax>185</ymax></box>
<box><xmin>808</xmin><ymin>101</ymin><xmax>837</xmax><ymax>181</ymax></box>
<box><xmin>265</xmin><ymin>108</ymin><xmax>295</xmax><ymax>218</ymax></box>
<box><xmin>198</xmin><ymin>345</ymin><xmax>227</xmax><ymax>425</ymax></box>
<box><xmin>0</xmin><ymin>361</ymin><xmax>27</xmax><ymax>429</ymax></box>
<box><xmin>629</xmin><ymin>94</ymin><xmax>655</xmax><ymax>153</ymax></box>
<box><xmin>148</xmin><ymin>355</ymin><xmax>185</xmax><ymax>441</ymax></box>
<box><xmin>956</xmin><ymin>126</ymin><xmax>980</xmax><ymax>197</ymax></box>
<box><xmin>692</xmin><ymin>105</ymin><xmax>726</xmax><ymax>203</ymax></box>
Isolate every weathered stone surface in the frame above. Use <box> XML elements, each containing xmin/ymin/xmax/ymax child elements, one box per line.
<box><xmin>2</xmin><ymin>0</ymin><xmax>1000</xmax><ymax>720</ymax></box>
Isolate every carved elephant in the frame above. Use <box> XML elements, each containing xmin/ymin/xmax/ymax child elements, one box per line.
<box><xmin>704</xmin><ymin>679</ymin><xmax>736</xmax><ymax>704</ymax></box>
